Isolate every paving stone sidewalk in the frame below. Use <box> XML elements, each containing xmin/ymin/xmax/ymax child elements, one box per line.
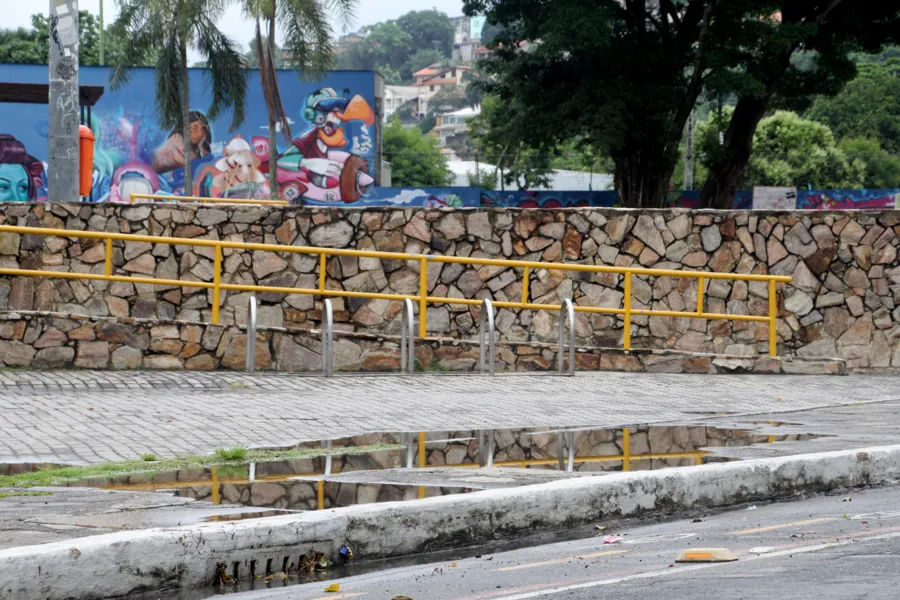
<box><xmin>1</xmin><ymin>370</ymin><xmax>898</xmax><ymax>465</ymax></box>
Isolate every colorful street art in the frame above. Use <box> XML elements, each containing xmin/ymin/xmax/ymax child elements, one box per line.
<box><xmin>0</xmin><ymin>64</ymin><xmax>379</xmax><ymax>205</ymax></box>
<box><xmin>482</xmin><ymin>190</ymin><xmax>618</xmax><ymax>208</ymax></box>
<box><xmin>798</xmin><ymin>189</ymin><xmax>900</xmax><ymax>210</ymax></box>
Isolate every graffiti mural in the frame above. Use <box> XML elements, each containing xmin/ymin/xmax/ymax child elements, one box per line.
<box><xmin>0</xmin><ymin>64</ymin><xmax>378</xmax><ymax>204</ymax></box>
<box><xmin>364</xmin><ymin>187</ymin><xmax>480</xmax><ymax>208</ymax></box>
<box><xmin>483</xmin><ymin>190</ymin><xmax>618</xmax><ymax>208</ymax></box>
<box><xmin>797</xmin><ymin>189</ymin><xmax>900</xmax><ymax>210</ymax></box>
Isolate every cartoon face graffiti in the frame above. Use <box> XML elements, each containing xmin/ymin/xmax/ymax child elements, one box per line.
<box><xmin>212</xmin><ymin>136</ymin><xmax>268</xmax><ymax>198</ymax></box>
<box><xmin>274</xmin><ymin>88</ymin><xmax>376</xmax><ymax>204</ymax></box>
<box><xmin>0</xmin><ymin>135</ymin><xmax>43</xmax><ymax>202</ymax></box>
<box><xmin>109</xmin><ymin>161</ymin><xmax>159</xmax><ymax>203</ymax></box>
<box><xmin>151</xmin><ymin>111</ymin><xmax>213</xmax><ymax>174</ymax></box>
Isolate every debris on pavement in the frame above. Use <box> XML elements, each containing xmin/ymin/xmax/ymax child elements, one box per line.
<box><xmin>338</xmin><ymin>544</ymin><xmax>354</xmax><ymax>563</ymax></box>
<box><xmin>675</xmin><ymin>548</ymin><xmax>738</xmax><ymax>563</ymax></box>
<box><xmin>602</xmin><ymin>535</ymin><xmax>623</xmax><ymax>544</ymax></box>
<box><xmin>746</xmin><ymin>506</ymin><xmax>758</xmax><ymax>511</ymax></box>
<box><xmin>324</xmin><ymin>583</ymin><xmax>341</xmax><ymax>593</ymax></box>
<box><xmin>749</xmin><ymin>547</ymin><xmax>776</xmax><ymax>555</ymax></box>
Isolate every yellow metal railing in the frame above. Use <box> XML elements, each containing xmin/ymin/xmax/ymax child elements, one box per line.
<box><xmin>0</xmin><ymin>224</ymin><xmax>792</xmax><ymax>356</ymax></box>
<box><xmin>130</xmin><ymin>193</ymin><xmax>290</xmax><ymax>207</ymax></box>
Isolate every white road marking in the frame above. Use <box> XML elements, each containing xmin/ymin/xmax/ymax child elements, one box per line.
<box><xmin>488</xmin><ymin>531</ymin><xmax>900</xmax><ymax>599</ymax></box>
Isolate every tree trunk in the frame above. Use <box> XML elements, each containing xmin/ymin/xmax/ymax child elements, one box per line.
<box><xmin>613</xmin><ymin>140</ymin><xmax>677</xmax><ymax>208</ymax></box>
<box><xmin>266</xmin><ymin>16</ymin><xmax>279</xmax><ymax>200</ymax></box>
<box><xmin>698</xmin><ymin>95</ymin><xmax>770</xmax><ymax>208</ymax></box>
<box><xmin>180</xmin><ymin>41</ymin><xmax>193</xmax><ymax>196</ymax></box>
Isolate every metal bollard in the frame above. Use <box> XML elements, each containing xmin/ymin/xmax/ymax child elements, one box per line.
<box><xmin>322</xmin><ymin>298</ymin><xmax>334</xmax><ymax>377</ymax></box>
<box><xmin>478</xmin><ymin>298</ymin><xmax>496</xmax><ymax>376</ymax></box>
<box><xmin>557</xmin><ymin>298</ymin><xmax>575</xmax><ymax>376</ymax></box>
<box><xmin>246</xmin><ymin>295</ymin><xmax>258</xmax><ymax>374</ymax></box>
<box><xmin>400</xmin><ymin>298</ymin><xmax>416</xmax><ymax>375</ymax></box>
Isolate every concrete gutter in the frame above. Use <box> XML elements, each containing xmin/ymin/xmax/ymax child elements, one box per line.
<box><xmin>2</xmin><ymin>445</ymin><xmax>899</xmax><ymax>599</ymax></box>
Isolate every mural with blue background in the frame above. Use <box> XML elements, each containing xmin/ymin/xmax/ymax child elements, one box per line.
<box><xmin>0</xmin><ymin>64</ymin><xmax>380</xmax><ymax>205</ymax></box>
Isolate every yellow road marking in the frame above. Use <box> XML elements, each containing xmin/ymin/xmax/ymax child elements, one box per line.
<box><xmin>494</xmin><ymin>550</ymin><xmax>629</xmax><ymax>572</ymax></box>
<box><xmin>310</xmin><ymin>594</ymin><xmax>366</xmax><ymax>600</ymax></box>
<box><xmin>727</xmin><ymin>517</ymin><xmax>835</xmax><ymax>535</ymax></box>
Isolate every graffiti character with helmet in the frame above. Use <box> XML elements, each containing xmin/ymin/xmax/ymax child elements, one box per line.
<box><xmin>256</xmin><ymin>88</ymin><xmax>376</xmax><ymax>204</ymax></box>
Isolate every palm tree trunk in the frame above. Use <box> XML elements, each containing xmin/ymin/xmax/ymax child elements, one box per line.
<box><xmin>181</xmin><ymin>40</ymin><xmax>193</xmax><ymax>196</ymax></box>
<box><xmin>266</xmin><ymin>16</ymin><xmax>279</xmax><ymax>199</ymax></box>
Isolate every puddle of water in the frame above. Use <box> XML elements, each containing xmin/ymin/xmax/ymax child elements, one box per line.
<box><xmin>51</xmin><ymin>422</ymin><xmax>825</xmax><ymax>513</ymax></box>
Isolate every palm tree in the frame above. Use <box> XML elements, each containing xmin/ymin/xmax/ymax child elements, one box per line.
<box><xmin>109</xmin><ymin>0</ymin><xmax>248</xmax><ymax>196</ymax></box>
<box><xmin>238</xmin><ymin>0</ymin><xmax>357</xmax><ymax>198</ymax></box>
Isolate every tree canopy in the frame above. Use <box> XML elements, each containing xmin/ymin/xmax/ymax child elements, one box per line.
<box><xmin>383</xmin><ymin>118</ymin><xmax>453</xmax><ymax>187</ymax></box>
<box><xmin>0</xmin><ymin>11</ymin><xmax>143</xmax><ymax>66</ymax></box>
<box><xmin>464</xmin><ymin>0</ymin><xmax>900</xmax><ymax>207</ymax></box>
<box><xmin>336</xmin><ymin>9</ymin><xmax>455</xmax><ymax>84</ymax></box>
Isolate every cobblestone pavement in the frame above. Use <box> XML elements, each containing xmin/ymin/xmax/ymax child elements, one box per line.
<box><xmin>1</xmin><ymin>370</ymin><xmax>898</xmax><ymax>465</ymax></box>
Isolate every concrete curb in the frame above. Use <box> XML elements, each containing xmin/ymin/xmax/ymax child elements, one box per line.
<box><xmin>2</xmin><ymin>445</ymin><xmax>899</xmax><ymax>599</ymax></box>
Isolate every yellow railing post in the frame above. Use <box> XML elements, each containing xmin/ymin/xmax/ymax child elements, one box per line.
<box><xmin>696</xmin><ymin>276</ymin><xmax>704</xmax><ymax>314</ymax></box>
<box><xmin>418</xmin><ymin>257</ymin><xmax>428</xmax><ymax>339</ymax></box>
<box><xmin>521</xmin><ymin>266</ymin><xmax>530</xmax><ymax>304</ymax></box>
<box><xmin>768</xmin><ymin>279</ymin><xmax>777</xmax><ymax>357</ymax></box>
<box><xmin>317</xmin><ymin>480</ymin><xmax>325</xmax><ymax>510</ymax></box>
<box><xmin>211</xmin><ymin>246</ymin><xmax>222</xmax><ymax>325</ymax></box>
<box><xmin>104</xmin><ymin>238</ymin><xmax>112</xmax><ymax>277</ymax></box>
<box><xmin>623</xmin><ymin>273</ymin><xmax>632</xmax><ymax>351</ymax></box>
<box><xmin>417</xmin><ymin>431</ymin><xmax>426</xmax><ymax>499</ymax></box>
<box><xmin>622</xmin><ymin>428</ymin><xmax>631</xmax><ymax>472</ymax></box>
<box><xmin>210</xmin><ymin>466</ymin><xmax>220</xmax><ymax>504</ymax></box>
<box><xmin>318</xmin><ymin>253</ymin><xmax>327</xmax><ymax>292</ymax></box>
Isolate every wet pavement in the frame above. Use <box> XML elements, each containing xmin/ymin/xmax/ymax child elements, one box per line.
<box><xmin>202</xmin><ymin>484</ymin><xmax>900</xmax><ymax>600</ymax></box>
<box><xmin>1</xmin><ymin>370</ymin><xmax>898</xmax><ymax>465</ymax></box>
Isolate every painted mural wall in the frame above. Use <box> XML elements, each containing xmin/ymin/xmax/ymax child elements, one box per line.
<box><xmin>0</xmin><ymin>64</ymin><xmax>380</xmax><ymax>206</ymax></box>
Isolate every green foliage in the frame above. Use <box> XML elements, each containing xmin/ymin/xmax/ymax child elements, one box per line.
<box><xmin>806</xmin><ymin>72</ymin><xmax>900</xmax><ymax>154</ymax></box>
<box><xmin>397</xmin><ymin>10</ymin><xmax>455</xmax><ymax>58</ymax></box>
<box><xmin>466</xmin><ymin>168</ymin><xmax>499</xmax><ymax>189</ymax></box>
<box><xmin>0</xmin><ymin>11</ymin><xmax>144</xmax><ymax>66</ymax></box>
<box><xmin>0</xmin><ymin>491</ymin><xmax>53</xmax><ymax>499</ymax></box>
<box><xmin>214</xmin><ymin>447</ymin><xmax>248</xmax><ymax>461</ymax></box>
<box><xmin>244</xmin><ymin>36</ymin><xmax>284</xmax><ymax>68</ymax></box>
<box><xmin>141</xmin><ymin>453</ymin><xmax>159</xmax><ymax>462</ymax></box>
<box><xmin>839</xmin><ymin>138</ymin><xmax>900</xmax><ymax>188</ymax></box>
<box><xmin>699</xmin><ymin>110</ymin><xmax>863</xmax><ymax>188</ymax></box>
<box><xmin>383</xmin><ymin>118</ymin><xmax>453</xmax><ymax>186</ymax></box>
<box><xmin>335</xmin><ymin>9</ymin><xmax>454</xmax><ymax>83</ymax></box>
<box><xmin>469</xmin><ymin>95</ymin><xmax>552</xmax><ymax>190</ymax></box>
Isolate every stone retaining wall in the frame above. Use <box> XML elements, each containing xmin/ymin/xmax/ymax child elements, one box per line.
<box><xmin>0</xmin><ymin>311</ymin><xmax>844</xmax><ymax>374</ymax></box>
<box><xmin>0</xmin><ymin>203</ymin><xmax>898</xmax><ymax>369</ymax></box>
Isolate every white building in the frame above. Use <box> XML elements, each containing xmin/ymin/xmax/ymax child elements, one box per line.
<box><xmin>432</xmin><ymin>106</ymin><xmax>480</xmax><ymax>146</ymax></box>
<box><xmin>383</xmin><ymin>85</ymin><xmax>419</xmax><ymax>121</ymax></box>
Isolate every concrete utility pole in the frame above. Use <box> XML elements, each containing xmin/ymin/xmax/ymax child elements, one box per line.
<box><xmin>684</xmin><ymin>109</ymin><xmax>694</xmax><ymax>190</ymax></box>
<box><xmin>48</xmin><ymin>0</ymin><xmax>80</xmax><ymax>202</ymax></box>
<box><xmin>99</xmin><ymin>0</ymin><xmax>105</xmax><ymax>65</ymax></box>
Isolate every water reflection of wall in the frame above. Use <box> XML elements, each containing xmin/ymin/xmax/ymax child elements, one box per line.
<box><xmin>0</xmin><ymin>64</ymin><xmax>380</xmax><ymax>205</ymax></box>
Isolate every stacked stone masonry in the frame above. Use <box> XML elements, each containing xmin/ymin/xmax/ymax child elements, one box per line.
<box><xmin>0</xmin><ymin>203</ymin><xmax>898</xmax><ymax>370</ymax></box>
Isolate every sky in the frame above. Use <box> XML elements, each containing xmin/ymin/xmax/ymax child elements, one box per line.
<box><xmin>8</xmin><ymin>0</ymin><xmax>466</xmax><ymax>62</ymax></box>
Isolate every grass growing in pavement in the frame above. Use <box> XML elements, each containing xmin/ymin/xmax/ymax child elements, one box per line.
<box><xmin>0</xmin><ymin>491</ymin><xmax>54</xmax><ymax>499</ymax></box>
<box><xmin>141</xmin><ymin>453</ymin><xmax>158</xmax><ymax>462</ymax></box>
<box><xmin>0</xmin><ymin>443</ymin><xmax>403</xmax><ymax>489</ymax></box>
<box><xmin>214</xmin><ymin>447</ymin><xmax>248</xmax><ymax>462</ymax></box>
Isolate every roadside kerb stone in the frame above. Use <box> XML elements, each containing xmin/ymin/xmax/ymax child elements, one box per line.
<box><xmin>1</xmin><ymin>444</ymin><xmax>898</xmax><ymax>600</ymax></box>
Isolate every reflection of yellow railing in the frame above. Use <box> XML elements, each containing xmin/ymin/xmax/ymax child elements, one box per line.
<box><xmin>0</xmin><ymin>224</ymin><xmax>791</xmax><ymax>356</ymax></box>
<box><xmin>131</xmin><ymin>192</ymin><xmax>290</xmax><ymax>207</ymax></box>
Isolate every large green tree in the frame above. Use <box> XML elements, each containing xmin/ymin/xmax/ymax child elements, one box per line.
<box><xmin>383</xmin><ymin>118</ymin><xmax>452</xmax><ymax>186</ymax></box>
<box><xmin>806</xmin><ymin>72</ymin><xmax>900</xmax><ymax>154</ymax></box>
<box><xmin>838</xmin><ymin>137</ymin><xmax>900</xmax><ymax>188</ymax></box>
<box><xmin>698</xmin><ymin>2</ymin><xmax>900</xmax><ymax>208</ymax></box>
<box><xmin>396</xmin><ymin>10</ymin><xmax>455</xmax><ymax>58</ymax></box>
<box><xmin>464</xmin><ymin>0</ymin><xmax>738</xmax><ymax>207</ymax></box>
<box><xmin>111</xmin><ymin>0</ymin><xmax>248</xmax><ymax>195</ymax></box>
<box><xmin>237</xmin><ymin>0</ymin><xmax>356</xmax><ymax>198</ymax></box>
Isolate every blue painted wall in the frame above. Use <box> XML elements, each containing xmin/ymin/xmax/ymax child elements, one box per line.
<box><xmin>0</xmin><ymin>64</ymin><xmax>378</xmax><ymax>204</ymax></box>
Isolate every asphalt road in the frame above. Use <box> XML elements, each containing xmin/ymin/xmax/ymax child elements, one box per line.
<box><xmin>211</xmin><ymin>485</ymin><xmax>900</xmax><ymax>600</ymax></box>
